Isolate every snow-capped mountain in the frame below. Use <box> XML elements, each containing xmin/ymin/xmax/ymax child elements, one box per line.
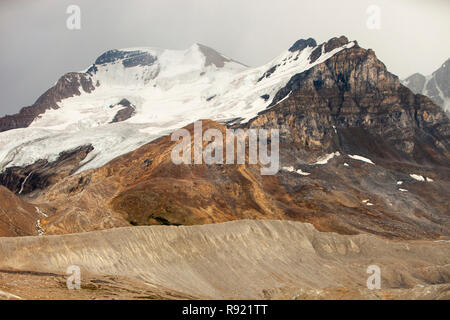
<box><xmin>402</xmin><ymin>58</ymin><xmax>450</xmax><ymax>113</ymax></box>
<box><xmin>0</xmin><ymin>37</ymin><xmax>355</xmax><ymax>174</ymax></box>
<box><xmin>0</xmin><ymin>35</ymin><xmax>449</xmax><ymax>241</ymax></box>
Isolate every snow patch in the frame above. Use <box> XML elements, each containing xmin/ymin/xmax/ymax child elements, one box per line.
<box><xmin>348</xmin><ymin>155</ymin><xmax>375</xmax><ymax>165</ymax></box>
<box><xmin>410</xmin><ymin>174</ymin><xmax>425</xmax><ymax>181</ymax></box>
<box><xmin>313</xmin><ymin>152</ymin><xmax>340</xmax><ymax>165</ymax></box>
<box><xmin>18</xmin><ymin>171</ymin><xmax>34</xmax><ymax>195</ymax></box>
<box><xmin>282</xmin><ymin>166</ymin><xmax>310</xmax><ymax>176</ymax></box>
<box><xmin>36</xmin><ymin>220</ymin><xmax>44</xmax><ymax>236</ymax></box>
<box><xmin>362</xmin><ymin>199</ymin><xmax>374</xmax><ymax>206</ymax></box>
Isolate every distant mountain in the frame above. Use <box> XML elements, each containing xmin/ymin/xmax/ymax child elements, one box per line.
<box><xmin>403</xmin><ymin>58</ymin><xmax>450</xmax><ymax>113</ymax></box>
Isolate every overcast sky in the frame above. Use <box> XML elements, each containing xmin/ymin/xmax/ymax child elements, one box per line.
<box><xmin>0</xmin><ymin>0</ymin><xmax>449</xmax><ymax>116</ymax></box>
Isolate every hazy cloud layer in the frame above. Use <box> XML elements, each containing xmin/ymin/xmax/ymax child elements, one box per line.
<box><xmin>1</xmin><ymin>0</ymin><xmax>449</xmax><ymax>116</ymax></box>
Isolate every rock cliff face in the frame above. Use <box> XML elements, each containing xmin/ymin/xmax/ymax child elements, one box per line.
<box><xmin>247</xmin><ymin>43</ymin><xmax>450</xmax><ymax>166</ymax></box>
<box><xmin>0</xmin><ymin>72</ymin><xmax>95</xmax><ymax>132</ymax></box>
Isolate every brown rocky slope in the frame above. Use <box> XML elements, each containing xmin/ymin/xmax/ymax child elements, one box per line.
<box><xmin>0</xmin><ymin>186</ymin><xmax>40</xmax><ymax>237</ymax></box>
<box><xmin>27</xmin><ymin>118</ymin><xmax>449</xmax><ymax>240</ymax></box>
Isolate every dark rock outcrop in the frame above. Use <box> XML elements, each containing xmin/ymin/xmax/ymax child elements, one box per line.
<box><xmin>309</xmin><ymin>36</ymin><xmax>352</xmax><ymax>64</ymax></box>
<box><xmin>110</xmin><ymin>99</ymin><xmax>136</xmax><ymax>123</ymax></box>
<box><xmin>0</xmin><ymin>144</ymin><xmax>93</xmax><ymax>196</ymax></box>
<box><xmin>95</xmin><ymin>49</ymin><xmax>157</xmax><ymax>68</ymax></box>
<box><xmin>289</xmin><ymin>38</ymin><xmax>317</xmax><ymax>52</ymax></box>
<box><xmin>324</xmin><ymin>36</ymin><xmax>350</xmax><ymax>53</ymax></box>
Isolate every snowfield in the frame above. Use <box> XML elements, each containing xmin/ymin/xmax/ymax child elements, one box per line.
<box><xmin>0</xmin><ymin>41</ymin><xmax>355</xmax><ymax>173</ymax></box>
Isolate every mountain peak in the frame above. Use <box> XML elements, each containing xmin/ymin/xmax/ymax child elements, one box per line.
<box><xmin>323</xmin><ymin>36</ymin><xmax>350</xmax><ymax>53</ymax></box>
<box><xmin>403</xmin><ymin>57</ymin><xmax>450</xmax><ymax>111</ymax></box>
<box><xmin>94</xmin><ymin>48</ymin><xmax>158</xmax><ymax>68</ymax></box>
<box><xmin>194</xmin><ymin>43</ymin><xmax>232</xmax><ymax>68</ymax></box>
<box><xmin>288</xmin><ymin>38</ymin><xmax>317</xmax><ymax>52</ymax></box>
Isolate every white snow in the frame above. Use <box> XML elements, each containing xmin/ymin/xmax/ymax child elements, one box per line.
<box><xmin>408</xmin><ymin>174</ymin><xmax>434</xmax><ymax>182</ymax></box>
<box><xmin>343</xmin><ymin>163</ymin><xmax>349</xmax><ymax>167</ymax></box>
<box><xmin>361</xmin><ymin>199</ymin><xmax>374</xmax><ymax>206</ymax></box>
<box><xmin>18</xmin><ymin>171</ymin><xmax>33</xmax><ymax>195</ymax></box>
<box><xmin>313</xmin><ymin>152</ymin><xmax>340</xmax><ymax>165</ymax></box>
<box><xmin>399</xmin><ymin>188</ymin><xmax>408</xmax><ymax>192</ymax></box>
<box><xmin>282</xmin><ymin>166</ymin><xmax>310</xmax><ymax>176</ymax></box>
<box><xmin>36</xmin><ymin>220</ymin><xmax>44</xmax><ymax>236</ymax></box>
<box><xmin>410</xmin><ymin>174</ymin><xmax>425</xmax><ymax>181</ymax></box>
<box><xmin>348</xmin><ymin>155</ymin><xmax>375</xmax><ymax>165</ymax></box>
<box><xmin>397</xmin><ymin>181</ymin><xmax>403</xmax><ymax>185</ymax></box>
<box><xmin>0</xmin><ymin>41</ymin><xmax>356</xmax><ymax>174</ymax></box>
